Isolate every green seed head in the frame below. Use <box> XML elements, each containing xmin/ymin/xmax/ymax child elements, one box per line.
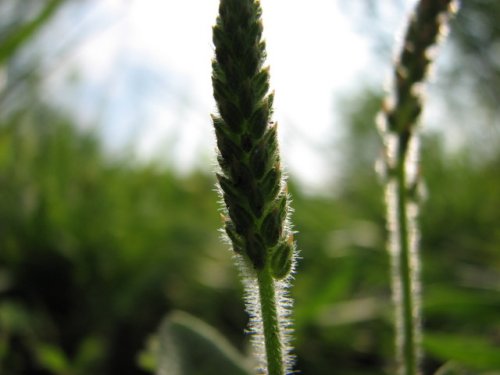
<box><xmin>212</xmin><ymin>0</ymin><xmax>295</xmax><ymax>274</ymax></box>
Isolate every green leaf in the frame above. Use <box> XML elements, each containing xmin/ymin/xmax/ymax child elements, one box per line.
<box><xmin>0</xmin><ymin>0</ymin><xmax>64</xmax><ymax>64</ymax></box>
<box><xmin>424</xmin><ymin>286</ymin><xmax>500</xmax><ymax>322</ymax></box>
<box><xmin>424</xmin><ymin>332</ymin><xmax>500</xmax><ymax>371</ymax></box>
<box><xmin>0</xmin><ymin>302</ymin><xmax>36</xmax><ymax>335</ymax></box>
<box><xmin>36</xmin><ymin>343</ymin><xmax>71</xmax><ymax>374</ymax></box>
<box><xmin>433</xmin><ymin>361</ymin><xmax>477</xmax><ymax>375</ymax></box>
<box><xmin>73</xmin><ymin>336</ymin><xmax>105</xmax><ymax>372</ymax></box>
<box><xmin>137</xmin><ymin>338</ymin><xmax>157</xmax><ymax>373</ymax></box>
<box><xmin>154</xmin><ymin>311</ymin><xmax>252</xmax><ymax>375</ymax></box>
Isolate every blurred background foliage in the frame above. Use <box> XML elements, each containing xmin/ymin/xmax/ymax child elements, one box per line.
<box><xmin>1</xmin><ymin>1</ymin><xmax>499</xmax><ymax>375</ymax></box>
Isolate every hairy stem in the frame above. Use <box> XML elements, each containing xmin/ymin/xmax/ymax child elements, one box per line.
<box><xmin>378</xmin><ymin>1</ymin><xmax>458</xmax><ymax>374</ymax></box>
<box><xmin>392</xmin><ymin>148</ymin><xmax>420</xmax><ymax>375</ymax></box>
<box><xmin>257</xmin><ymin>266</ymin><xmax>284</xmax><ymax>375</ymax></box>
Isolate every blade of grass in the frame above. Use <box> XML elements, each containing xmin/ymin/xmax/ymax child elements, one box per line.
<box><xmin>0</xmin><ymin>0</ymin><xmax>64</xmax><ymax>65</ymax></box>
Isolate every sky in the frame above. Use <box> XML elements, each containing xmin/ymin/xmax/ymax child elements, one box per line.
<box><xmin>45</xmin><ymin>0</ymin><xmax>418</xmax><ymax>192</ymax></box>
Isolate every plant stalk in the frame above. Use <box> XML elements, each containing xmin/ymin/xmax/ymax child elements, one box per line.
<box><xmin>257</xmin><ymin>266</ymin><xmax>285</xmax><ymax>375</ymax></box>
<box><xmin>395</xmin><ymin>145</ymin><xmax>419</xmax><ymax>375</ymax></box>
<box><xmin>378</xmin><ymin>1</ymin><xmax>458</xmax><ymax>374</ymax></box>
<box><xmin>383</xmin><ymin>136</ymin><xmax>422</xmax><ymax>375</ymax></box>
